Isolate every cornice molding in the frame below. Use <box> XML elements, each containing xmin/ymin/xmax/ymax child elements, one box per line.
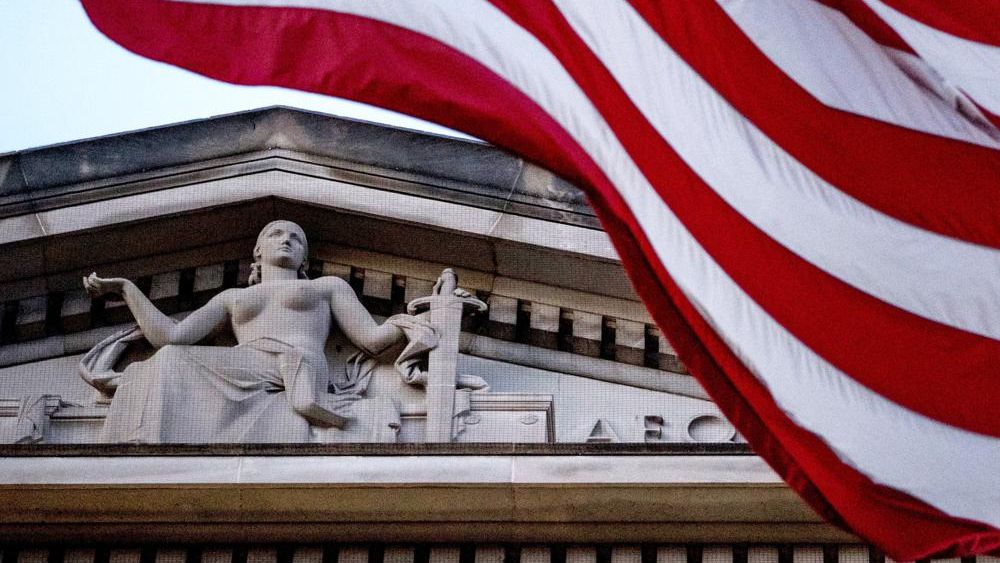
<box><xmin>0</xmin><ymin>107</ymin><xmax>594</xmax><ymax>226</ymax></box>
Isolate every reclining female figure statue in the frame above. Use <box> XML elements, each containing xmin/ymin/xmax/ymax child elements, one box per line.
<box><xmin>83</xmin><ymin>219</ymin><xmax>430</xmax><ymax>443</ymax></box>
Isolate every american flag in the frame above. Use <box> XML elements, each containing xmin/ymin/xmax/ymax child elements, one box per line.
<box><xmin>80</xmin><ymin>1</ymin><xmax>1000</xmax><ymax>558</ymax></box>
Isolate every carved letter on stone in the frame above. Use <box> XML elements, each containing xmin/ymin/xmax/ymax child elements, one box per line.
<box><xmin>584</xmin><ymin>419</ymin><xmax>620</xmax><ymax>443</ymax></box>
<box><xmin>644</xmin><ymin>415</ymin><xmax>664</xmax><ymax>443</ymax></box>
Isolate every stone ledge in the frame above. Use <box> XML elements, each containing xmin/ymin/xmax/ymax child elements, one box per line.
<box><xmin>0</xmin><ymin>454</ymin><xmax>855</xmax><ymax>543</ymax></box>
<box><xmin>0</xmin><ymin>522</ymin><xmax>856</xmax><ymax>545</ymax></box>
<box><xmin>0</xmin><ymin>454</ymin><xmax>771</xmax><ymax>485</ymax></box>
<box><xmin>0</xmin><ymin>107</ymin><xmax>516</xmax><ymax>195</ymax></box>
<box><xmin>0</xmin><ymin>443</ymin><xmax>751</xmax><ymax>457</ymax></box>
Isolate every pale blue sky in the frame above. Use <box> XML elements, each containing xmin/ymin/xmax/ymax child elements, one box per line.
<box><xmin>0</xmin><ymin>1</ymin><xmax>467</xmax><ymax>154</ymax></box>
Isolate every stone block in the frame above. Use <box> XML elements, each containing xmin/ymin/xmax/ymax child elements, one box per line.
<box><xmin>149</xmin><ymin>271</ymin><xmax>181</xmax><ymax>300</ymax></box>
<box><xmin>16</xmin><ymin>296</ymin><xmax>47</xmax><ymax>326</ymax></box>
<box><xmin>520</xmin><ymin>548</ymin><xmax>549</xmax><ymax>563</ymax></box>
<box><xmin>292</xmin><ymin>548</ymin><xmax>324</xmax><ymax>563</ymax></box>
<box><xmin>611</xmin><ymin>547</ymin><xmax>641</xmax><ymax>563</ymax></box>
<box><xmin>61</xmin><ymin>288</ymin><xmax>92</xmax><ymax>317</ymax></box>
<box><xmin>615</xmin><ymin>319</ymin><xmax>645</xmax><ymax>349</ymax></box>
<box><xmin>17</xmin><ymin>549</ymin><xmax>48</xmax><ymax>563</ymax></box>
<box><xmin>193</xmin><ymin>263</ymin><xmax>224</xmax><ymax>292</ymax></box>
<box><xmin>155</xmin><ymin>550</ymin><xmax>186</xmax><ymax>563</ymax></box>
<box><xmin>109</xmin><ymin>549</ymin><xmax>141</xmax><ymax>563</ymax></box>
<box><xmin>457</xmin><ymin>394</ymin><xmax>553</xmax><ymax>443</ymax></box>
<box><xmin>429</xmin><ymin>548</ymin><xmax>460</xmax><ymax>563</ymax></box>
<box><xmin>15</xmin><ymin>295</ymin><xmax>47</xmax><ymax>341</ymax></box>
<box><xmin>321</xmin><ymin>262</ymin><xmax>351</xmax><ymax>281</ymax></box>
<box><xmin>566</xmin><ymin>548</ymin><xmax>596</xmax><ymax>563</ymax></box>
<box><xmin>529</xmin><ymin>302</ymin><xmax>559</xmax><ymax>333</ymax></box>
<box><xmin>383</xmin><ymin>547</ymin><xmax>414</xmax><ymax>563</ymax></box>
<box><xmin>247</xmin><ymin>548</ymin><xmax>277</xmax><ymax>563</ymax></box>
<box><xmin>614</xmin><ymin>318</ymin><xmax>646</xmax><ymax>366</ymax></box>
<box><xmin>791</xmin><ymin>547</ymin><xmax>822</xmax><ymax>563</ymax></box>
<box><xmin>528</xmin><ymin>302</ymin><xmax>559</xmax><ymax>349</ymax></box>
<box><xmin>403</xmin><ymin>277</ymin><xmax>435</xmax><ymax>305</ymax></box>
<box><xmin>487</xmin><ymin>295</ymin><xmax>518</xmax><ymax>327</ymax></box>
<box><xmin>571</xmin><ymin>310</ymin><xmax>602</xmax><ymax>341</ymax></box>
<box><xmin>747</xmin><ymin>548</ymin><xmax>777</xmax><ymax>563</ymax></box>
<box><xmin>564</xmin><ymin>310</ymin><xmax>600</xmax><ymax>357</ymax></box>
<box><xmin>474</xmin><ymin>547</ymin><xmax>505</xmax><ymax>563</ymax></box>
<box><xmin>362</xmin><ymin>269</ymin><xmax>393</xmax><ymax>300</ymax></box>
<box><xmin>835</xmin><ymin>546</ymin><xmax>866</xmax><ymax>563</ymax></box>
<box><xmin>201</xmin><ymin>550</ymin><xmax>232</xmax><ymax>563</ymax></box>
<box><xmin>338</xmin><ymin>547</ymin><xmax>369</xmax><ymax>563</ymax></box>
<box><xmin>702</xmin><ymin>547</ymin><xmax>733</xmax><ymax>563</ymax></box>
<box><xmin>488</xmin><ymin>295</ymin><xmax>518</xmax><ymax>325</ymax></box>
<box><xmin>64</xmin><ymin>550</ymin><xmax>96</xmax><ymax>563</ymax></box>
<box><xmin>656</xmin><ymin>548</ymin><xmax>687</xmax><ymax>563</ymax></box>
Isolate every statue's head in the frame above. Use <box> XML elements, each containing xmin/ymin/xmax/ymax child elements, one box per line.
<box><xmin>248</xmin><ymin>220</ymin><xmax>310</xmax><ymax>285</ymax></box>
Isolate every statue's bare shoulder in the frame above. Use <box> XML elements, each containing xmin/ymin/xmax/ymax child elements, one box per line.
<box><xmin>208</xmin><ymin>287</ymin><xmax>247</xmax><ymax>313</ymax></box>
<box><xmin>313</xmin><ymin>275</ymin><xmax>354</xmax><ymax>296</ymax></box>
<box><xmin>214</xmin><ymin>287</ymin><xmax>243</xmax><ymax>303</ymax></box>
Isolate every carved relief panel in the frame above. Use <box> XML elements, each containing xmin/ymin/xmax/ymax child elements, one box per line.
<box><xmin>0</xmin><ymin>221</ymin><xmax>733</xmax><ymax>446</ymax></box>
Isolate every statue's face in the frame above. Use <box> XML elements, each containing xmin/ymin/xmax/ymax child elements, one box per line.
<box><xmin>256</xmin><ymin>220</ymin><xmax>308</xmax><ymax>270</ymax></box>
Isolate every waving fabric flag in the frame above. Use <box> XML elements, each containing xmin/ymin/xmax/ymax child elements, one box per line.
<box><xmin>79</xmin><ymin>0</ymin><xmax>1000</xmax><ymax>558</ymax></box>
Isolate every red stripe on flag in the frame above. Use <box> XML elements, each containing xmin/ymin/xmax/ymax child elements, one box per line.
<box><xmin>80</xmin><ymin>0</ymin><xmax>577</xmax><ymax>186</ymax></box>
<box><xmin>628</xmin><ymin>0</ymin><xmax>1000</xmax><ymax>251</ymax></box>
<box><xmin>879</xmin><ymin>0</ymin><xmax>1000</xmax><ymax>46</ymax></box>
<box><xmin>488</xmin><ymin>0</ymin><xmax>1000</xmax><ymax>438</ymax></box>
<box><xmin>814</xmin><ymin>0</ymin><xmax>914</xmax><ymax>52</ymax></box>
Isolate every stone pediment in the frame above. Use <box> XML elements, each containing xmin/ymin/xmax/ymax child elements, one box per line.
<box><xmin>0</xmin><ymin>108</ymin><xmax>733</xmax><ymax>448</ymax></box>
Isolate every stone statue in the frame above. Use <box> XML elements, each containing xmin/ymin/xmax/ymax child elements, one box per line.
<box><xmin>81</xmin><ymin>220</ymin><xmax>439</xmax><ymax>443</ymax></box>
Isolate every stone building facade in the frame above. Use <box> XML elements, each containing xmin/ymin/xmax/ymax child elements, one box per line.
<box><xmin>0</xmin><ymin>108</ymin><xmax>975</xmax><ymax>563</ymax></box>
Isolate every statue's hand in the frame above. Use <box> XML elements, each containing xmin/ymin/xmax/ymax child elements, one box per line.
<box><xmin>83</xmin><ymin>272</ymin><xmax>129</xmax><ymax>298</ymax></box>
<box><xmin>453</xmin><ymin>288</ymin><xmax>472</xmax><ymax>299</ymax></box>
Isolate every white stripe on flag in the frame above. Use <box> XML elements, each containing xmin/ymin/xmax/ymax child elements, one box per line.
<box><xmin>863</xmin><ymin>0</ymin><xmax>1000</xmax><ymax>116</ymax></box>
<box><xmin>718</xmin><ymin>0</ymin><xmax>1000</xmax><ymax>146</ymax></box>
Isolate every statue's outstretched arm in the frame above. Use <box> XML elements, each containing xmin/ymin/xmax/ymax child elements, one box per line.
<box><xmin>83</xmin><ymin>273</ymin><xmax>229</xmax><ymax>348</ymax></box>
<box><xmin>327</xmin><ymin>276</ymin><xmax>404</xmax><ymax>356</ymax></box>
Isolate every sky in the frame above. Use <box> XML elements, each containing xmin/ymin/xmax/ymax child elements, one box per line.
<box><xmin>0</xmin><ymin>1</ymin><xmax>468</xmax><ymax>154</ymax></box>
